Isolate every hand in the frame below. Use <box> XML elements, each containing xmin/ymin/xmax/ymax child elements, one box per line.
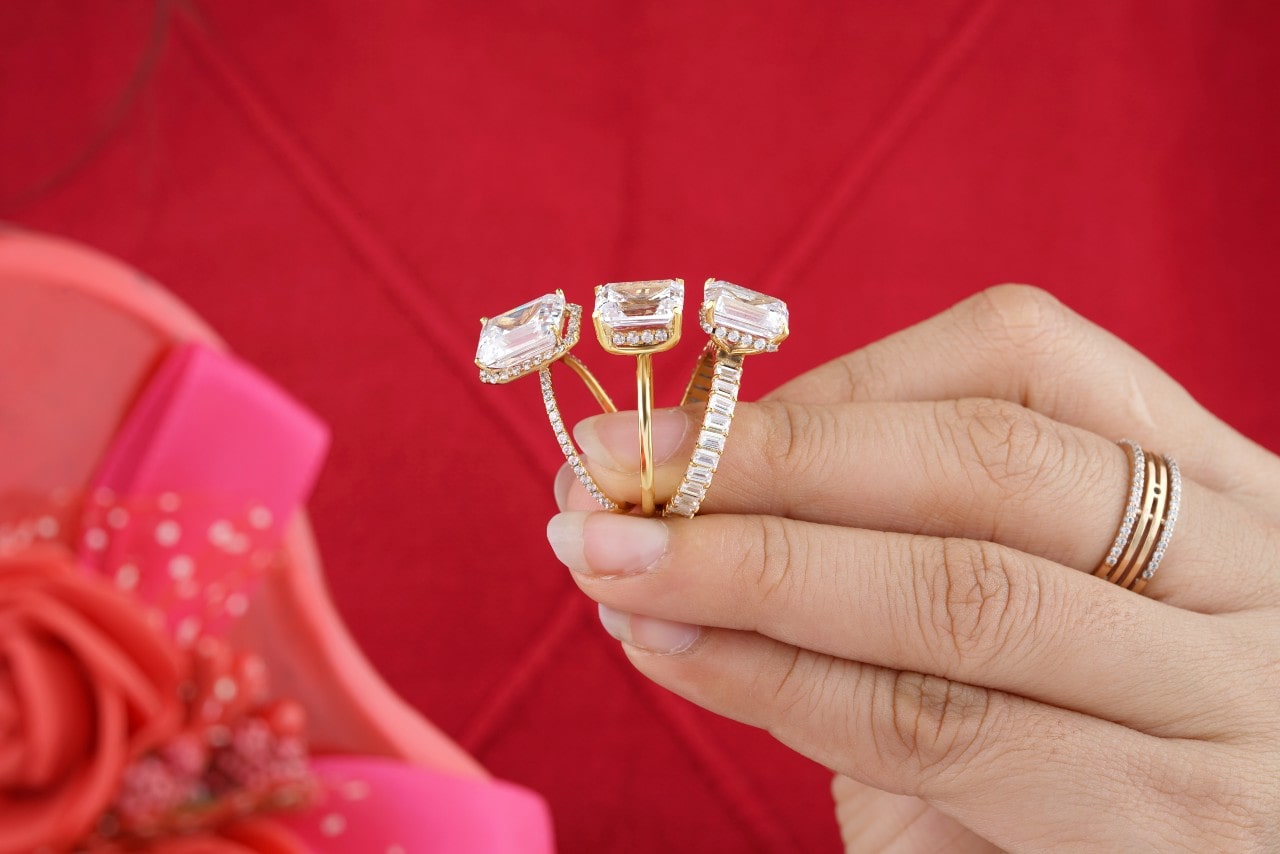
<box><xmin>545</xmin><ymin>286</ymin><xmax>1280</xmax><ymax>851</ymax></box>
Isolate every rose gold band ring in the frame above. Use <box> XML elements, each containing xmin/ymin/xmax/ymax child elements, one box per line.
<box><xmin>1095</xmin><ymin>439</ymin><xmax>1182</xmax><ymax>595</ymax></box>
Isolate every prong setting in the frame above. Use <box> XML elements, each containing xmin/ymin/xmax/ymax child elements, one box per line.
<box><xmin>593</xmin><ymin>279</ymin><xmax>684</xmax><ymax>355</ymax></box>
<box><xmin>699</xmin><ymin>279</ymin><xmax>788</xmax><ymax>356</ymax></box>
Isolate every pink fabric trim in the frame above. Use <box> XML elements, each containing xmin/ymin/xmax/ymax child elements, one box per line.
<box><xmin>270</xmin><ymin>757</ymin><xmax>554</xmax><ymax>853</ymax></box>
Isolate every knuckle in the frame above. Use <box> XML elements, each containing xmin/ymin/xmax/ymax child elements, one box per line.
<box><xmin>970</xmin><ymin>283</ymin><xmax>1070</xmax><ymax>356</ymax></box>
<box><xmin>757</xmin><ymin>401</ymin><xmax>839</xmax><ymax>494</ymax></box>
<box><xmin>881</xmin><ymin>669</ymin><xmax>998</xmax><ymax>784</ymax></box>
<box><xmin>763</xmin><ymin>648</ymin><xmax>844</xmax><ymax>731</ymax></box>
<box><xmin>837</xmin><ymin>345</ymin><xmax>893</xmax><ymax>402</ymax></box>
<box><xmin>744</xmin><ymin>515</ymin><xmax>807</xmax><ymax>612</ymax></box>
<box><xmin>916</xmin><ymin>537</ymin><xmax>1041</xmax><ymax>670</ymax></box>
<box><xmin>937</xmin><ymin>397</ymin><xmax>1075</xmax><ymax>500</ymax></box>
<box><xmin>1145</xmin><ymin>752</ymin><xmax>1280</xmax><ymax>850</ymax></box>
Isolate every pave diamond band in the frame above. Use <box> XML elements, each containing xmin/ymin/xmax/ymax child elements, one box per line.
<box><xmin>541</xmin><ymin>370</ymin><xmax>618</xmax><ymax>511</ymax></box>
<box><xmin>1095</xmin><ymin>439</ymin><xmax>1181</xmax><ymax>595</ymax></box>
<box><xmin>477</xmin><ymin>292</ymin><xmax>622</xmax><ymax>511</ymax></box>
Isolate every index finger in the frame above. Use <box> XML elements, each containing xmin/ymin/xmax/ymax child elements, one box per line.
<box><xmin>770</xmin><ymin>285</ymin><xmax>1280</xmax><ymax>513</ymax></box>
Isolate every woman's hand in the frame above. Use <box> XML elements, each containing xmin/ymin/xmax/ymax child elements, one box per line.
<box><xmin>546</xmin><ymin>285</ymin><xmax>1280</xmax><ymax>851</ymax></box>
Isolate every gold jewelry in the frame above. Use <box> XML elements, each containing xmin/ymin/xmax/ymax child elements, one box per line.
<box><xmin>664</xmin><ymin>280</ymin><xmax>789</xmax><ymax>518</ymax></box>
<box><xmin>593</xmin><ymin>280</ymin><xmax>685</xmax><ymax>516</ymax></box>
<box><xmin>1095</xmin><ymin>439</ymin><xmax>1182</xmax><ymax>594</ymax></box>
<box><xmin>476</xmin><ymin>291</ymin><xmax>622</xmax><ymax>511</ymax></box>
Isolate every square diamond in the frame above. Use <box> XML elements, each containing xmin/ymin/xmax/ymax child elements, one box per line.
<box><xmin>476</xmin><ymin>293</ymin><xmax>566</xmax><ymax>370</ymax></box>
<box><xmin>705</xmin><ymin>280</ymin><xmax>788</xmax><ymax>342</ymax></box>
<box><xmin>594</xmin><ymin>280</ymin><xmax>684</xmax><ymax>332</ymax></box>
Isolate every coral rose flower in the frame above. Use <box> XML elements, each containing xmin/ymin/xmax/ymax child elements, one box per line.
<box><xmin>0</xmin><ymin>544</ymin><xmax>182</xmax><ymax>852</ymax></box>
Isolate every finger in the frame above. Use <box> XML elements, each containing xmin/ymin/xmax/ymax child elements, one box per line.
<box><xmin>549</xmin><ymin>511</ymin><xmax>1241</xmax><ymax>736</ymax></box>
<box><xmin>831</xmin><ymin>775</ymin><xmax>998</xmax><ymax>853</ymax></box>
<box><xmin>595</xmin><ymin>613</ymin><xmax>1234</xmax><ymax>851</ymax></box>
<box><xmin>572</xmin><ymin>398</ymin><xmax>1279</xmax><ymax>612</ymax></box>
<box><xmin>767</xmin><ymin>284</ymin><xmax>1280</xmax><ymax>516</ymax></box>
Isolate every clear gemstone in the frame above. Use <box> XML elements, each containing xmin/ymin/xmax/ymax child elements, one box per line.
<box><xmin>692</xmin><ymin>448</ymin><xmax>720</xmax><ymax>470</ymax></box>
<box><xmin>595</xmin><ymin>280</ymin><xmax>684</xmax><ymax>331</ymax></box>
<box><xmin>641</xmin><ymin>330</ymin><xmax>655</xmax><ymax>344</ymax></box>
<box><xmin>476</xmin><ymin>293</ymin><xmax>567</xmax><ymax>371</ymax></box>
<box><xmin>712</xmin><ymin>378</ymin><xmax>737</xmax><ymax>398</ymax></box>
<box><xmin>626</xmin><ymin>331</ymin><xmax>641</xmax><ymax>345</ymax></box>
<box><xmin>656</xmin><ymin>329</ymin><xmax>668</xmax><ymax>342</ymax></box>
<box><xmin>705</xmin><ymin>280</ymin><xmax>789</xmax><ymax>342</ymax></box>
<box><xmin>708</xmin><ymin>393</ymin><xmax>735</xmax><ymax>417</ymax></box>
<box><xmin>706</xmin><ymin>412</ymin><xmax>732</xmax><ymax>433</ymax></box>
<box><xmin>687</xmin><ymin>466</ymin><xmax>713</xmax><ymax>486</ymax></box>
<box><xmin>698</xmin><ymin>430</ymin><xmax>726</xmax><ymax>453</ymax></box>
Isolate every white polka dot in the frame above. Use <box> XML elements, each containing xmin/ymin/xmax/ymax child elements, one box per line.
<box><xmin>106</xmin><ymin>507</ymin><xmax>129</xmax><ymax>530</ymax></box>
<box><xmin>155</xmin><ymin>520</ymin><xmax>181</xmax><ymax>547</ymax></box>
<box><xmin>320</xmin><ymin>813</ymin><xmax>346</xmax><ymax>837</ymax></box>
<box><xmin>159</xmin><ymin>492</ymin><xmax>181</xmax><ymax>512</ymax></box>
<box><xmin>341</xmin><ymin>780</ymin><xmax>371</xmax><ymax>801</ymax></box>
<box><xmin>34</xmin><ymin>516</ymin><xmax>59</xmax><ymax>539</ymax></box>
<box><xmin>176</xmin><ymin>617</ymin><xmax>201</xmax><ymax>646</ymax></box>
<box><xmin>84</xmin><ymin>528</ymin><xmax>108</xmax><ymax>551</ymax></box>
<box><xmin>115</xmin><ymin>564</ymin><xmax>140</xmax><ymax>590</ymax></box>
<box><xmin>386</xmin><ymin>846</ymin><xmax>406</xmax><ymax>854</ymax></box>
<box><xmin>248</xmin><ymin>506</ymin><xmax>273</xmax><ymax>530</ymax></box>
<box><xmin>225</xmin><ymin>593</ymin><xmax>248</xmax><ymax>617</ymax></box>
<box><xmin>214</xmin><ymin>676</ymin><xmax>238</xmax><ymax>703</ymax></box>
<box><xmin>168</xmin><ymin>555</ymin><xmax>195</xmax><ymax>580</ymax></box>
<box><xmin>226</xmin><ymin>534</ymin><xmax>249</xmax><ymax>555</ymax></box>
<box><xmin>208</xmin><ymin>520</ymin><xmax>234</xmax><ymax>546</ymax></box>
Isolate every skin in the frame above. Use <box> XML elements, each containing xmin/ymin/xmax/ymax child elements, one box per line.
<box><xmin>544</xmin><ymin>285</ymin><xmax>1280</xmax><ymax>851</ymax></box>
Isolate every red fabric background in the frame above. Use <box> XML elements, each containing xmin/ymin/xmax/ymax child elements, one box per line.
<box><xmin>3</xmin><ymin>3</ymin><xmax>1278</xmax><ymax>850</ymax></box>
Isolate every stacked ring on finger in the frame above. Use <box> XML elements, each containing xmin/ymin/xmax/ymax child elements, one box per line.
<box><xmin>476</xmin><ymin>291</ymin><xmax>623</xmax><ymax>511</ymax></box>
<box><xmin>664</xmin><ymin>280</ymin><xmax>790</xmax><ymax>518</ymax></box>
<box><xmin>1095</xmin><ymin>438</ymin><xmax>1182</xmax><ymax>594</ymax></box>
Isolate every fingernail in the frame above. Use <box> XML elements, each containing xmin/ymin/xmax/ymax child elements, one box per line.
<box><xmin>553</xmin><ymin>463</ymin><xmax>573</xmax><ymax>511</ymax></box>
<box><xmin>574</xmin><ymin>409</ymin><xmax>690</xmax><ymax>472</ymax></box>
<box><xmin>598</xmin><ymin>604</ymin><xmax>700</xmax><ymax>655</ymax></box>
<box><xmin>546</xmin><ymin>512</ymin><xmax>668</xmax><ymax>576</ymax></box>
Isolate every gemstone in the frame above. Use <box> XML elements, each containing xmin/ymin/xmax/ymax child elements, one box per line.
<box><xmin>476</xmin><ymin>293</ymin><xmax>566</xmax><ymax>370</ymax></box>
<box><xmin>595</xmin><ymin>279</ymin><xmax>684</xmax><ymax>332</ymax></box>
<box><xmin>705</xmin><ymin>280</ymin><xmax>789</xmax><ymax>342</ymax></box>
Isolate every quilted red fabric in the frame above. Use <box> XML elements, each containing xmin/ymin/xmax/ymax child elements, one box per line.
<box><xmin>3</xmin><ymin>3</ymin><xmax>1278</xmax><ymax>851</ymax></box>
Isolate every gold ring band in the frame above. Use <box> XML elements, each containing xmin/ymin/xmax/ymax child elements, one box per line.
<box><xmin>637</xmin><ymin>352</ymin><xmax>656</xmax><ymax>515</ymax></box>
<box><xmin>593</xmin><ymin>279</ymin><xmax>685</xmax><ymax>517</ymax></box>
<box><xmin>1095</xmin><ymin>439</ymin><xmax>1182</xmax><ymax>594</ymax></box>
